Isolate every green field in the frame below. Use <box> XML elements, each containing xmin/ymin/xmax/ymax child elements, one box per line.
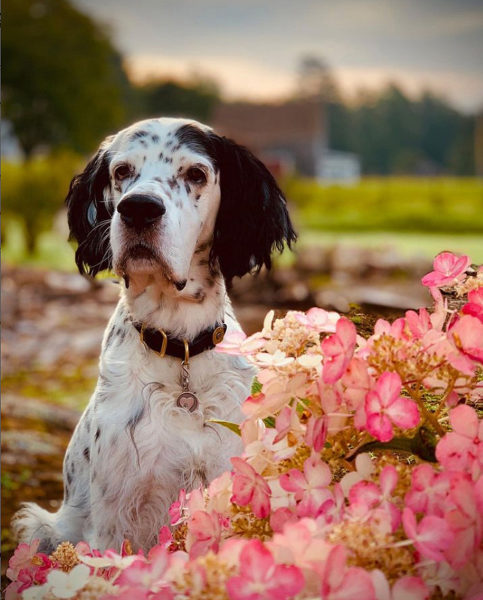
<box><xmin>285</xmin><ymin>177</ymin><xmax>483</xmax><ymax>234</ymax></box>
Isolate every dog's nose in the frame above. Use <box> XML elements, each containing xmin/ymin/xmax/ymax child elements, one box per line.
<box><xmin>117</xmin><ymin>194</ymin><xmax>166</xmax><ymax>228</ymax></box>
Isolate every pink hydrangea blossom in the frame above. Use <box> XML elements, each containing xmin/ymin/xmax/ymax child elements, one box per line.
<box><xmin>279</xmin><ymin>454</ymin><xmax>333</xmax><ymax>517</ymax></box>
<box><xmin>405</xmin><ymin>308</ymin><xmax>432</xmax><ymax>339</ymax></box>
<box><xmin>402</xmin><ymin>508</ymin><xmax>452</xmax><ymax>562</ymax></box>
<box><xmin>449</xmin><ymin>315</ymin><xmax>483</xmax><ymax>365</ymax></box>
<box><xmin>226</xmin><ymin>539</ymin><xmax>304</xmax><ymax>600</ymax></box>
<box><xmin>6</xmin><ymin>539</ymin><xmax>42</xmax><ymax>580</ymax></box>
<box><xmin>321</xmin><ymin>317</ymin><xmax>357</xmax><ymax>384</ymax></box>
<box><xmin>231</xmin><ymin>457</ymin><xmax>271</xmax><ymax>518</ymax></box>
<box><xmin>186</xmin><ymin>510</ymin><xmax>222</xmax><ymax>559</ymax></box>
<box><xmin>463</xmin><ymin>287</ymin><xmax>483</xmax><ymax>322</ymax></box>
<box><xmin>320</xmin><ymin>545</ymin><xmax>376</xmax><ymax>600</ymax></box>
<box><xmin>365</xmin><ymin>372</ymin><xmax>420</xmax><ymax>442</ymax></box>
<box><xmin>404</xmin><ymin>464</ymin><xmax>450</xmax><ymax>517</ymax></box>
<box><xmin>349</xmin><ymin>465</ymin><xmax>401</xmax><ymax>533</ymax></box>
<box><xmin>421</xmin><ymin>252</ymin><xmax>470</xmax><ymax>287</ymax></box>
<box><xmin>116</xmin><ymin>547</ymin><xmax>173</xmax><ymax>597</ymax></box>
<box><xmin>304</xmin><ymin>415</ymin><xmax>327</xmax><ymax>452</ymax></box>
<box><xmin>371</xmin><ymin>570</ymin><xmax>429</xmax><ymax>600</ymax></box>
<box><xmin>436</xmin><ymin>404</ymin><xmax>483</xmax><ymax>476</ymax></box>
<box><xmin>444</xmin><ymin>475</ymin><xmax>482</xmax><ymax>568</ymax></box>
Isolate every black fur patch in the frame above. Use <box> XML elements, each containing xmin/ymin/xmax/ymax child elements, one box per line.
<box><xmin>66</xmin><ymin>148</ymin><xmax>113</xmax><ymax>276</ymax></box>
<box><xmin>175</xmin><ymin>124</ymin><xmax>296</xmax><ymax>283</ymax></box>
<box><xmin>83</xmin><ymin>447</ymin><xmax>90</xmax><ymax>462</ymax></box>
<box><xmin>130</xmin><ymin>130</ymin><xmax>149</xmax><ymax>141</ymax></box>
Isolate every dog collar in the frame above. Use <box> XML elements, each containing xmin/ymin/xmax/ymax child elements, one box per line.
<box><xmin>133</xmin><ymin>321</ymin><xmax>227</xmax><ymax>360</ymax></box>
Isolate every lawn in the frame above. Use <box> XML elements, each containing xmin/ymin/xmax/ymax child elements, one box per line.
<box><xmin>285</xmin><ymin>176</ymin><xmax>483</xmax><ymax>234</ymax></box>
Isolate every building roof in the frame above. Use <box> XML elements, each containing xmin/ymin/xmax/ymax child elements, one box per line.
<box><xmin>211</xmin><ymin>98</ymin><xmax>326</xmax><ymax>151</ymax></box>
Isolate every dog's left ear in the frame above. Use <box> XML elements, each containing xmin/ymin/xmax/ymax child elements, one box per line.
<box><xmin>65</xmin><ymin>141</ymin><xmax>114</xmax><ymax>276</ymax></box>
<box><xmin>209</xmin><ymin>135</ymin><xmax>297</xmax><ymax>283</ymax></box>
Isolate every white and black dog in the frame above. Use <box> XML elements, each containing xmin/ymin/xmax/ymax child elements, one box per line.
<box><xmin>13</xmin><ymin>117</ymin><xmax>296</xmax><ymax>553</ymax></box>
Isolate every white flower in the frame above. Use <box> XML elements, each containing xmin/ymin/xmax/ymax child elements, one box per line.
<box><xmin>339</xmin><ymin>452</ymin><xmax>375</xmax><ymax>496</ymax></box>
<box><xmin>47</xmin><ymin>563</ymin><xmax>90</xmax><ymax>598</ymax></box>
<box><xmin>22</xmin><ymin>584</ymin><xmax>51</xmax><ymax>600</ymax></box>
<box><xmin>261</xmin><ymin>310</ymin><xmax>275</xmax><ymax>336</ymax></box>
<box><xmin>255</xmin><ymin>349</ymin><xmax>294</xmax><ymax>368</ymax></box>
<box><xmin>79</xmin><ymin>551</ymin><xmax>138</xmax><ymax>570</ymax></box>
<box><xmin>296</xmin><ymin>354</ymin><xmax>322</xmax><ymax>370</ymax></box>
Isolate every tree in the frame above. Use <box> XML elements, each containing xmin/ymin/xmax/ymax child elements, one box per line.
<box><xmin>136</xmin><ymin>77</ymin><xmax>220</xmax><ymax>123</ymax></box>
<box><xmin>3</xmin><ymin>0</ymin><xmax>129</xmax><ymax>156</ymax></box>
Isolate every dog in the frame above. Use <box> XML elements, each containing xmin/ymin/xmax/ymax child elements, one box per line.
<box><xmin>13</xmin><ymin>117</ymin><xmax>296</xmax><ymax>553</ymax></box>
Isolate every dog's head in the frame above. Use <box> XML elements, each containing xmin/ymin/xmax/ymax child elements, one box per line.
<box><xmin>66</xmin><ymin>117</ymin><xmax>296</xmax><ymax>289</ymax></box>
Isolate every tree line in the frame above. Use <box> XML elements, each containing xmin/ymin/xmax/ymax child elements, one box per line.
<box><xmin>4</xmin><ymin>0</ymin><xmax>477</xmax><ymax>175</ymax></box>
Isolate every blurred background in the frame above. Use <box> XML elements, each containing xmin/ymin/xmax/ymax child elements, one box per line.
<box><xmin>2</xmin><ymin>0</ymin><xmax>483</xmax><ymax>580</ymax></box>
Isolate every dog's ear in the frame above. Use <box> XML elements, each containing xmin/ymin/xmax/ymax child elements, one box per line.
<box><xmin>66</xmin><ymin>143</ymin><xmax>113</xmax><ymax>276</ymax></box>
<box><xmin>209</xmin><ymin>135</ymin><xmax>297</xmax><ymax>284</ymax></box>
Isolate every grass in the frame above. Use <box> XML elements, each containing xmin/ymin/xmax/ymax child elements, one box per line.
<box><xmin>285</xmin><ymin>177</ymin><xmax>483</xmax><ymax>234</ymax></box>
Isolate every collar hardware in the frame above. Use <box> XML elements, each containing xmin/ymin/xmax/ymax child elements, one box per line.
<box><xmin>133</xmin><ymin>321</ymin><xmax>227</xmax><ymax>360</ymax></box>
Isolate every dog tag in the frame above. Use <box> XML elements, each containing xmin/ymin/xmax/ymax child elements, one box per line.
<box><xmin>176</xmin><ymin>361</ymin><xmax>199</xmax><ymax>412</ymax></box>
<box><xmin>176</xmin><ymin>391</ymin><xmax>199</xmax><ymax>412</ymax></box>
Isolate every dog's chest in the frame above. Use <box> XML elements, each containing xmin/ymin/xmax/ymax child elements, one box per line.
<box><xmin>94</xmin><ymin>342</ymin><xmax>252</xmax><ymax>477</ymax></box>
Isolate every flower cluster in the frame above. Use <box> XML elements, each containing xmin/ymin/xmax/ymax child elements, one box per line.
<box><xmin>7</xmin><ymin>252</ymin><xmax>483</xmax><ymax>600</ymax></box>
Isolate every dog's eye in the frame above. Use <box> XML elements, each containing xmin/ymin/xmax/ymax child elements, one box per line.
<box><xmin>114</xmin><ymin>164</ymin><xmax>132</xmax><ymax>181</ymax></box>
<box><xmin>186</xmin><ymin>167</ymin><xmax>207</xmax><ymax>184</ymax></box>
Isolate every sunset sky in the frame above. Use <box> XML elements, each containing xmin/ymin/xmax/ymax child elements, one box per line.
<box><xmin>73</xmin><ymin>0</ymin><xmax>483</xmax><ymax>113</ymax></box>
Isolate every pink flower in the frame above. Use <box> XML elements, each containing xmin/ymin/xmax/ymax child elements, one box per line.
<box><xmin>169</xmin><ymin>489</ymin><xmax>187</xmax><ymax>525</ymax></box>
<box><xmin>402</xmin><ymin>508</ymin><xmax>452</xmax><ymax>562</ymax></box>
<box><xmin>349</xmin><ymin>465</ymin><xmax>401</xmax><ymax>533</ymax></box>
<box><xmin>449</xmin><ymin>315</ymin><xmax>483</xmax><ymax>364</ymax></box>
<box><xmin>365</xmin><ymin>372</ymin><xmax>419</xmax><ymax>442</ymax></box>
<box><xmin>320</xmin><ymin>545</ymin><xmax>376</xmax><ymax>600</ymax></box>
<box><xmin>463</xmin><ymin>288</ymin><xmax>483</xmax><ymax>323</ymax></box>
<box><xmin>273</xmin><ymin>405</ymin><xmax>304</xmax><ymax>444</ymax></box>
<box><xmin>371</xmin><ymin>570</ymin><xmax>429</xmax><ymax>600</ymax></box>
<box><xmin>436</xmin><ymin>404</ymin><xmax>483</xmax><ymax>475</ymax></box>
<box><xmin>226</xmin><ymin>539</ymin><xmax>304</xmax><ymax>600</ymax></box>
<box><xmin>186</xmin><ymin>510</ymin><xmax>221</xmax><ymax>559</ymax></box>
<box><xmin>6</xmin><ymin>539</ymin><xmax>41</xmax><ymax>580</ymax></box>
<box><xmin>321</xmin><ymin>317</ymin><xmax>357</xmax><ymax>384</ymax></box>
<box><xmin>295</xmin><ymin>307</ymin><xmax>340</xmax><ymax>333</ymax></box>
<box><xmin>116</xmin><ymin>546</ymin><xmax>173</xmax><ymax>597</ymax></box>
<box><xmin>304</xmin><ymin>415</ymin><xmax>327</xmax><ymax>452</ymax></box>
<box><xmin>279</xmin><ymin>454</ymin><xmax>333</xmax><ymax>517</ymax></box>
<box><xmin>405</xmin><ymin>308</ymin><xmax>432</xmax><ymax>339</ymax></box>
<box><xmin>231</xmin><ymin>457</ymin><xmax>271</xmax><ymax>518</ymax></box>
<box><xmin>215</xmin><ymin>330</ymin><xmax>247</xmax><ymax>354</ymax></box>
<box><xmin>444</xmin><ymin>475</ymin><xmax>482</xmax><ymax>568</ymax></box>
<box><xmin>404</xmin><ymin>464</ymin><xmax>450</xmax><ymax>517</ymax></box>
<box><xmin>421</xmin><ymin>252</ymin><xmax>470</xmax><ymax>287</ymax></box>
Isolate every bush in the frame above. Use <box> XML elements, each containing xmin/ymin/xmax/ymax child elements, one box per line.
<box><xmin>2</xmin><ymin>153</ymin><xmax>81</xmax><ymax>254</ymax></box>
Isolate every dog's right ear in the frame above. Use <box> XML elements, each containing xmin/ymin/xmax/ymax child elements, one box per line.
<box><xmin>66</xmin><ymin>142</ymin><xmax>114</xmax><ymax>276</ymax></box>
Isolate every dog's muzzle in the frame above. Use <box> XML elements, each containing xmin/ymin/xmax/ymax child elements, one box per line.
<box><xmin>117</xmin><ymin>194</ymin><xmax>166</xmax><ymax>229</ymax></box>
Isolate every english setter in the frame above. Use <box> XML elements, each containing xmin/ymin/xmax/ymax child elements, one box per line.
<box><xmin>13</xmin><ymin>117</ymin><xmax>296</xmax><ymax>553</ymax></box>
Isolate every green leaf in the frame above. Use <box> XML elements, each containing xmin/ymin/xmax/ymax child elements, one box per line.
<box><xmin>251</xmin><ymin>377</ymin><xmax>263</xmax><ymax>395</ymax></box>
<box><xmin>206</xmin><ymin>419</ymin><xmax>241</xmax><ymax>436</ymax></box>
<box><xmin>263</xmin><ymin>416</ymin><xmax>276</xmax><ymax>428</ymax></box>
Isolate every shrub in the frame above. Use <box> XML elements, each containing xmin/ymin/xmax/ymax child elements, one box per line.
<box><xmin>2</xmin><ymin>153</ymin><xmax>81</xmax><ymax>254</ymax></box>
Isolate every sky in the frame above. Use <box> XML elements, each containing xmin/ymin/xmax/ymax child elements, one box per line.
<box><xmin>73</xmin><ymin>0</ymin><xmax>483</xmax><ymax>113</ymax></box>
